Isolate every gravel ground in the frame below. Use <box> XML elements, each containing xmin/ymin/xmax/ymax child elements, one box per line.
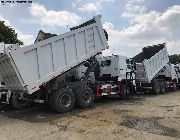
<box><xmin>0</xmin><ymin>91</ymin><xmax>180</xmax><ymax>140</ymax></box>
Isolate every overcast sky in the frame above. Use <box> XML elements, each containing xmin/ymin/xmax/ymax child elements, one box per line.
<box><xmin>0</xmin><ymin>0</ymin><xmax>180</xmax><ymax>57</ymax></box>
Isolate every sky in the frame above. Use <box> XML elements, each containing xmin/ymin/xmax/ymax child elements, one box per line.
<box><xmin>0</xmin><ymin>0</ymin><xmax>180</xmax><ymax>57</ymax></box>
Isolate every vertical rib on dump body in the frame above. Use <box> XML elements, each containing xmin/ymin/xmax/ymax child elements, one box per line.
<box><xmin>133</xmin><ymin>43</ymin><xmax>169</xmax><ymax>83</ymax></box>
<box><xmin>0</xmin><ymin>15</ymin><xmax>108</xmax><ymax>94</ymax></box>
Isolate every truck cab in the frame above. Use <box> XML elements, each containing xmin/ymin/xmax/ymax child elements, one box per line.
<box><xmin>98</xmin><ymin>55</ymin><xmax>133</xmax><ymax>82</ymax></box>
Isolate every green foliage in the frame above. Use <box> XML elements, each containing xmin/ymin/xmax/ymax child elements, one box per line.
<box><xmin>169</xmin><ymin>54</ymin><xmax>180</xmax><ymax>64</ymax></box>
<box><xmin>0</xmin><ymin>21</ymin><xmax>23</xmax><ymax>45</ymax></box>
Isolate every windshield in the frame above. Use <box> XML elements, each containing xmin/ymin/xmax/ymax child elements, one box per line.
<box><xmin>100</xmin><ymin>60</ymin><xmax>111</xmax><ymax>67</ymax></box>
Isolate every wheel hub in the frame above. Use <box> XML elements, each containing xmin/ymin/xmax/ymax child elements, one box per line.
<box><xmin>82</xmin><ymin>91</ymin><xmax>91</xmax><ymax>103</ymax></box>
<box><xmin>60</xmin><ymin>94</ymin><xmax>71</xmax><ymax>107</ymax></box>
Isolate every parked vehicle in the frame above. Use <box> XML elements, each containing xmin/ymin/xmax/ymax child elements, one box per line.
<box><xmin>0</xmin><ymin>15</ymin><xmax>109</xmax><ymax>113</ymax></box>
<box><xmin>156</xmin><ymin>64</ymin><xmax>180</xmax><ymax>90</ymax></box>
<box><xmin>133</xmin><ymin>43</ymin><xmax>170</xmax><ymax>94</ymax></box>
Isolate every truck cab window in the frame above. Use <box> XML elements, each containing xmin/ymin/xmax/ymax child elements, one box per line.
<box><xmin>100</xmin><ymin>60</ymin><xmax>111</xmax><ymax>67</ymax></box>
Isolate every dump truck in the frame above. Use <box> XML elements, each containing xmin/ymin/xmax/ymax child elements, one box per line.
<box><xmin>0</xmin><ymin>15</ymin><xmax>109</xmax><ymax>113</ymax></box>
<box><xmin>133</xmin><ymin>43</ymin><xmax>170</xmax><ymax>94</ymax></box>
<box><xmin>156</xmin><ymin>63</ymin><xmax>180</xmax><ymax>90</ymax></box>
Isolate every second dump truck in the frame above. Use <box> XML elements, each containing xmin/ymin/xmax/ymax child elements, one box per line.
<box><xmin>133</xmin><ymin>43</ymin><xmax>179</xmax><ymax>94</ymax></box>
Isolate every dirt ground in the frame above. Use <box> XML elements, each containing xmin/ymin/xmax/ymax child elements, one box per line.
<box><xmin>0</xmin><ymin>91</ymin><xmax>180</xmax><ymax>140</ymax></box>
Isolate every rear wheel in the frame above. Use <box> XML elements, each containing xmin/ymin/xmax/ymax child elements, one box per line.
<box><xmin>10</xmin><ymin>92</ymin><xmax>31</xmax><ymax>109</ymax></box>
<box><xmin>75</xmin><ymin>86</ymin><xmax>94</xmax><ymax>109</ymax></box>
<box><xmin>49</xmin><ymin>88</ymin><xmax>75</xmax><ymax>113</ymax></box>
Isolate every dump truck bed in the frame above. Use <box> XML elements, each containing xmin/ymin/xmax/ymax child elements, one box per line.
<box><xmin>133</xmin><ymin>43</ymin><xmax>169</xmax><ymax>83</ymax></box>
<box><xmin>0</xmin><ymin>15</ymin><xmax>108</xmax><ymax>94</ymax></box>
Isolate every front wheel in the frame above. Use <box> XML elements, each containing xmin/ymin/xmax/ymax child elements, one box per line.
<box><xmin>49</xmin><ymin>88</ymin><xmax>75</xmax><ymax>113</ymax></box>
<box><xmin>10</xmin><ymin>92</ymin><xmax>31</xmax><ymax>109</ymax></box>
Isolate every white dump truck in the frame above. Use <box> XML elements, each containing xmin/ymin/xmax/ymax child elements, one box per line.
<box><xmin>157</xmin><ymin>64</ymin><xmax>177</xmax><ymax>90</ymax></box>
<box><xmin>133</xmin><ymin>43</ymin><xmax>170</xmax><ymax>94</ymax></box>
<box><xmin>0</xmin><ymin>15</ymin><xmax>109</xmax><ymax>113</ymax></box>
<box><xmin>157</xmin><ymin>63</ymin><xmax>180</xmax><ymax>90</ymax></box>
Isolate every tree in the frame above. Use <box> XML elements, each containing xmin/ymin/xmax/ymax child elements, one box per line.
<box><xmin>169</xmin><ymin>54</ymin><xmax>180</xmax><ymax>64</ymax></box>
<box><xmin>0</xmin><ymin>21</ymin><xmax>23</xmax><ymax>45</ymax></box>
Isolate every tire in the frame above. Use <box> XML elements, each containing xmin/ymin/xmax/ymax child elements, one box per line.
<box><xmin>153</xmin><ymin>82</ymin><xmax>160</xmax><ymax>95</ymax></box>
<box><xmin>119</xmin><ymin>85</ymin><xmax>130</xmax><ymax>100</ymax></box>
<box><xmin>75</xmin><ymin>86</ymin><xmax>94</xmax><ymax>109</ymax></box>
<box><xmin>49</xmin><ymin>88</ymin><xmax>75</xmax><ymax>113</ymax></box>
<box><xmin>10</xmin><ymin>92</ymin><xmax>31</xmax><ymax>109</ymax></box>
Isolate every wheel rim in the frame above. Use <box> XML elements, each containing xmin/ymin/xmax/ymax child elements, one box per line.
<box><xmin>60</xmin><ymin>94</ymin><xmax>71</xmax><ymax>108</ymax></box>
<box><xmin>82</xmin><ymin>91</ymin><xmax>91</xmax><ymax>103</ymax></box>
